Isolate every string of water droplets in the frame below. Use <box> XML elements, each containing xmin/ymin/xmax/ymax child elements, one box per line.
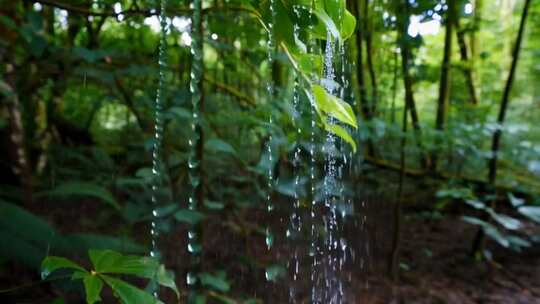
<box><xmin>150</xmin><ymin>0</ymin><xmax>168</xmax><ymax>298</ymax></box>
<box><xmin>288</xmin><ymin>6</ymin><xmax>303</xmax><ymax>299</ymax></box>
<box><xmin>187</xmin><ymin>0</ymin><xmax>203</xmax><ymax>291</ymax></box>
<box><xmin>265</xmin><ymin>0</ymin><xmax>276</xmax><ymax>252</ymax></box>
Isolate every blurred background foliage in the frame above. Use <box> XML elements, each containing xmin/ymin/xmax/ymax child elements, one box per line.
<box><xmin>0</xmin><ymin>0</ymin><xmax>539</xmax><ymax>303</ymax></box>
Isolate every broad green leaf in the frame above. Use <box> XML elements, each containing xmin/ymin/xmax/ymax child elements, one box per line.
<box><xmin>340</xmin><ymin>10</ymin><xmax>356</xmax><ymax>40</ymax></box>
<box><xmin>199</xmin><ymin>272</ymin><xmax>230</xmax><ymax>292</ymax></box>
<box><xmin>205</xmin><ymin>138</ymin><xmax>237</xmax><ymax>155</ymax></box>
<box><xmin>65</xmin><ymin>233</ymin><xmax>145</xmax><ymax>254</ymax></box>
<box><xmin>155</xmin><ymin>264</ymin><xmax>179</xmax><ymax>298</ymax></box>
<box><xmin>0</xmin><ymin>200</ymin><xmax>58</xmax><ymax>247</ymax></box>
<box><xmin>508</xmin><ymin>193</ymin><xmax>525</xmax><ymax>207</ymax></box>
<box><xmin>174</xmin><ymin>209</ymin><xmax>206</xmax><ymax>225</ymax></box>
<box><xmin>89</xmin><ymin>250</ymin><xmax>158</xmax><ymax>278</ymax></box>
<box><xmin>296</xmin><ymin>53</ymin><xmax>323</xmax><ymax>76</ymax></box>
<box><xmin>101</xmin><ymin>275</ymin><xmax>164</xmax><ymax>304</ymax></box>
<box><xmin>324</xmin><ymin>123</ymin><xmax>357</xmax><ymax>152</ymax></box>
<box><xmin>44</xmin><ymin>182</ymin><xmax>120</xmax><ymax>210</ymax></box>
<box><xmin>464</xmin><ymin>200</ymin><xmax>486</xmax><ymax>210</ymax></box>
<box><xmin>41</xmin><ymin>256</ymin><xmax>86</xmax><ymax>279</ymax></box>
<box><xmin>462</xmin><ymin>216</ymin><xmax>511</xmax><ymax>248</ymax></box>
<box><xmin>486</xmin><ymin>209</ymin><xmax>522</xmax><ymax>230</ymax></box>
<box><xmin>83</xmin><ymin>274</ymin><xmax>104</xmax><ymax>304</ymax></box>
<box><xmin>312</xmin><ymin>9</ymin><xmax>341</xmax><ymax>41</ymax></box>
<box><xmin>204</xmin><ymin>200</ymin><xmax>225</xmax><ymax>210</ymax></box>
<box><xmin>312</xmin><ymin>85</ymin><xmax>357</xmax><ymax>128</ymax></box>
<box><xmin>518</xmin><ymin>206</ymin><xmax>540</xmax><ymax>223</ymax></box>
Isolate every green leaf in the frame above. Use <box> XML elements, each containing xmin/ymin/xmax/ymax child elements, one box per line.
<box><xmin>462</xmin><ymin>216</ymin><xmax>513</xmax><ymax>248</ymax></box>
<box><xmin>518</xmin><ymin>206</ymin><xmax>540</xmax><ymax>223</ymax></box>
<box><xmin>340</xmin><ymin>10</ymin><xmax>356</xmax><ymax>40</ymax></box>
<box><xmin>464</xmin><ymin>199</ymin><xmax>486</xmax><ymax>210</ymax></box>
<box><xmin>83</xmin><ymin>273</ymin><xmax>104</xmax><ymax>304</ymax></box>
<box><xmin>296</xmin><ymin>53</ymin><xmax>323</xmax><ymax>76</ymax></box>
<box><xmin>101</xmin><ymin>275</ymin><xmax>163</xmax><ymax>304</ymax></box>
<box><xmin>204</xmin><ymin>200</ymin><xmax>224</xmax><ymax>210</ymax></box>
<box><xmin>312</xmin><ymin>85</ymin><xmax>357</xmax><ymax>129</ymax></box>
<box><xmin>41</xmin><ymin>256</ymin><xmax>86</xmax><ymax>279</ymax></box>
<box><xmin>199</xmin><ymin>272</ymin><xmax>230</xmax><ymax>292</ymax></box>
<box><xmin>174</xmin><ymin>209</ymin><xmax>206</xmax><ymax>225</ymax></box>
<box><xmin>205</xmin><ymin>138</ymin><xmax>237</xmax><ymax>155</ymax></box>
<box><xmin>312</xmin><ymin>9</ymin><xmax>341</xmax><ymax>41</ymax></box>
<box><xmin>43</xmin><ymin>182</ymin><xmax>120</xmax><ymax>210</ymax></box>
<box><xmin>264</xmin><ymin>264</ymin><xmax>286</xmax><ymax>282</ymax></box>
<box><xmin>155</xmin><ymin>264</ymin><xmax>179</xmax><ymax>298</ymax></box>
<box><xmin>324</xmin><ymin>123</ymin><xmax>357</xmax><ymax>152</ymax></box>
<box><xmin>89</xmin><ymin>250</ymin><xmax>158</xmax><ymax>278</ymax></box>
<box><xmin>65</xmin><ymin>233</ymin><xmax>145</xmax><ymax>254</ymax></box>
<box><xmin>508</xmin><ymin>193</ymin><xmax>525</xmax><ymax>207</ymax></box>
<box><xmin>486</xmin><ymin>209</ymin><xmax>522</xmax><ymax>230</ymax></box>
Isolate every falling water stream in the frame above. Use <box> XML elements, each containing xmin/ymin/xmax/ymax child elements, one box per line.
<box><xmin>150</xmin><ymin>0</ymin><xmax>168</xmax><ymax>298</ymax></box>
<box><xmin>148</xmin><ymin>0</ymin><xmax>357</xmax><ymax>301</ymax></box>
<box><xmin>187</xmin><ymin>0</ymin><xmax>203</xmax><ymax>291</ymax></box>
<box><xmin>265</xmin><ymin>0</ymin><xmax>277</xmax><ymax>256</ymax></box>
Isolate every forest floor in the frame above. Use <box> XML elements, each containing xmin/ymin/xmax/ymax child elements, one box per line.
<box><xmin>352</xmin><ymin>214</ymin><xmax>540</xmax><ymax>304</ymax></box>
<box><xmin>2</xmin><ymin>187</ymin><xmax>540</xmax><ymax>304</ymax></box>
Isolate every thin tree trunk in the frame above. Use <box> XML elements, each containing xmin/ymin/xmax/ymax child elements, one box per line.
<box><xmin>397</xmin><ymin>0</ymin><xmax>427</xmax><ymax>169</ymax></box>
<box><xmin>348</xmin><ymin>0</ymin><xmax>370</xmax><ymax>119</ymax></box>
<box><xmin>363</xmin><ymin>0</ymin><xmax>378</xmax><ymax>116</ymax></box>
<box><xmin>454</xmin><ymin>17</ymin><xmax>479</xmax><ymax>105</ymax></box>
<box><xmin>390</xmin><ymin>49</ymin><xmax>398</xmax><ymax>124</ymax></box>
<box><xmin>435</xmin><ymin>3</ymin><xmax>454</xmax><ymax>130</ymax></box>
<box><xmin>433</xmin><ymin>0</ymin><xmax>455</xmax><ymax>170</ymax></box>
<box><xmin>389</xmin><ymin>79</ymin><xmax>407</xmax><ymax>281</ymax></box>
<box><xmin>472</xmin><ymin>0</ymin><xmax>532</xmax><ymax>256</ymax></box>
<box><xmin>348</xmin><ymin>0</ymin><xmax>375</xmax><ymax>156</ymax></box>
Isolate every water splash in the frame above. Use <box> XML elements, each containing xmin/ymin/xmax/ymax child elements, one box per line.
<box><xmin>150</xmin><ymin>0</ymin><xmax>168</xmax><ymax>298</ymax></box>
<box><xmin>187</xmin><ymin>0</ymin><xmax>203</xmax><ymax>290</ymax></box>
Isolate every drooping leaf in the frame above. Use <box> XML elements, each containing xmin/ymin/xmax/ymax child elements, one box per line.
<box><xmin>83</xmin><ymin>273</ymin><xmax>104</xmax><ymax>304</ymax></box>
<box><xmin>518</xmin><ymin>206</ymin><xmax>540</xmax><ymax>223</ymax></box>
<box><xmin>508</xmin><ymin>193</ymin><xmax>525</xmax><ymax>207</ymax></box>
<box><xmin>199</xmin><ymin>272</ymin><xmax>231</xmax><ymax>292</ymax></box>
<box><xmin>101</xmin><ymin>275</ymin><xmax>164</xmax><ymax>304</ymax></box>
<box><xmin>174</xmin><ymin>209</ymin><xmax>206</xmax><ymax>225</ymax></box>
<box><xmin>65</xmin><ymin>233</ymin><xmax>146</xmax><ymax>254</ymax></box>
<box><xmin>312</xmin><ymin>85</ymin><xmax>357</xmax><ymax>128</ymax></box>
<box><xmin>89</xmin><ymin>250</ymin><xmax>158</xmax><ymax>278</ymax></box>
<box><xmin>41</xmin><ymin>256</ymin><xmax>86</xmax><ymax>279</ymax></box>
<box><xmin>205</xmin><ymin>138</ymin><xmax>237</xmax><ymax>155</ymax></box>
<box><xmin>43</xmin><ymin>182</ymin><xmax>120</xmax><ymax>210</ymax></box>
<box><xmin>324</xmin><ymin>123</ymin><xmax>357</xmax><ymax>152</ymax></box>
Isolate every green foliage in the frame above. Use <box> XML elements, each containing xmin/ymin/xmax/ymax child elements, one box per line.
<box><xmin>40</xmin><ymin>182</ymin><xmax>120</xmax><ymax>210</ymax></box>
<box><xmin>41</xmin><ymin>249</ymin><xmax>178</xmax><ymax>304</ymax></box>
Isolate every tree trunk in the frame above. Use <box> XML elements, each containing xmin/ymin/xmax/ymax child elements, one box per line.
<box><xmin>433</xmin><ymin>0</ymin><xmax>455</xmax><ymax>170</ymax></box>
<box><xmin>348</xmin><ymin>0</ymin><xmax>370</xmax><ymax>119</ymax></box>
<box><xmin>348</xmin><ymin>0</ymin><xmax>375</xmax><ymax>157</ymax></box>
<box><xmin>363</xmin><ymin>0</ymin><xmax>378</xmax><ymax>116</ymax></box>
<box><xmin>397</xmin><ymin>0</ymin><xmax>428</xmax><ymax>169</ymax></box>
<box><xmin>454</xmin><ymin>17</ymin><xmax>479</xmax><ymax>105</ymax></box>
<box><xmin>389</xmin><ymin>76</ymin><xmax>407</xmax><ymax>281</ymax></box>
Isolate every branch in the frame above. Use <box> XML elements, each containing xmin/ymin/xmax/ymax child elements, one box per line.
<box><xmin>32</xmin><ymin>0</ymin><xmax>259</xmax><ymax>18</ymax></box>
<box><xmin>203</xmin><ymin>75</ymin><xmax>256</xmax><ymax>107</ymax></box>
